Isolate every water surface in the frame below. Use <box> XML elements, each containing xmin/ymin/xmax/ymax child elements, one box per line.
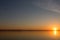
<box><xmin>0</xmin><ymin>31</ymin><xmax>60</xmax><ymax>40</ymax></box>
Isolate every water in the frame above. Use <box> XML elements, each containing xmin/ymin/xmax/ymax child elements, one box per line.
<box><xmin>0</xmin><ymin>31</ymin><xmax>60</xmax><ymax>40</ymax></box>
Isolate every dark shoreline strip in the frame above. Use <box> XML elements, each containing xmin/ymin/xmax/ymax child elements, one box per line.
<box><xmin>0</xmin><ymin>30</ymin><xmax>60</xmax><ymax>31</ymax></box>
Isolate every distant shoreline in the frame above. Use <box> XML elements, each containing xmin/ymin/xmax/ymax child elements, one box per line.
<box><xmin>0</xmin><ymin>29</ymin><xmax>60</xmax><ymax>31</ymax></box>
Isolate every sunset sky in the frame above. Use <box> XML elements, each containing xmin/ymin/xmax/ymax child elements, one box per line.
<box><xmin>0</xmin><ymin>0</ymin><xmax>60</xmax><ymax>30</ymax></box>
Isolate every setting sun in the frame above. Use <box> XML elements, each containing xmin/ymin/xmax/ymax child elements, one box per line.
<box><xmin>54</xmin><ymin>27</ymin><xmax>57</xmax><ymax>31</ymax></box>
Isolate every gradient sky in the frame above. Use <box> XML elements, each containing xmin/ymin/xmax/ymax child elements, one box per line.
<box><xmin>0</xmin><ymin>0</ymin><xmax>60</xmax><ymax>29</ymax></box>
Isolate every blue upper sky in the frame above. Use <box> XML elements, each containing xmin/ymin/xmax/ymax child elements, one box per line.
<box><xmin>0</xmin><ymin>0</ymin><xmax>60</xmax><ymax>29</ymax></box>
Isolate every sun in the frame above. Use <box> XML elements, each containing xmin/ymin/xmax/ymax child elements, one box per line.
<box><xmin>53</xmin><ymin>27</ymin><xmax>57</xmax><ymax>31</ymax></box>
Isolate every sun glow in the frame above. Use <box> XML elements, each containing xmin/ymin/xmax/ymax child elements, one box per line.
<box><xmin>53</xmin><ymin>27</ymin><xmax>57</xmax><ymax>31</ymax></box>
<box><xmin>50</xmin><ymin>26</ymin><xmax>58</xmax><ymax>37</ymax></box>
<box><xmin>53</xmin><ymin>27</ymin><xmax>57</xmax><ymax>35</ymax></box>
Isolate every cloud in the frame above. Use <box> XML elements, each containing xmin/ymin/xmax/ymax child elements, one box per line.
<box><xmin>32</xmin><ymin>0</ymin><xmax>60</xmax><ymax>13</ymax></box>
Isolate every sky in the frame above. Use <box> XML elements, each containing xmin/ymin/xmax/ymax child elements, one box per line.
<box><xmin>0</xmin><ymin>0</ymin><xmax>60</xmax><ymax>30</ymax></box>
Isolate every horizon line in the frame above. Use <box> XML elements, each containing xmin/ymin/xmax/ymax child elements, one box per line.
<box><xmin>0</xmin><ymin>29</ymin><xmax>60</xmax><ymax>31</ymax></box>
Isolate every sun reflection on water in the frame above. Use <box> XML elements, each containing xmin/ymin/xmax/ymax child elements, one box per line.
<box><xmin>54</xmin><ymin>30</ymin><xmax>56</xmax><ymax>35</ymax></box>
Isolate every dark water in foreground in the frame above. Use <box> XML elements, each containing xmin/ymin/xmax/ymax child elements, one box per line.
<box><xmin>0</xmin><ymin>31</ymin><xmax>60</xmax><ymax>40</ymax></box>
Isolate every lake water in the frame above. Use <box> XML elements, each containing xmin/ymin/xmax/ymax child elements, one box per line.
<box><xmin>0</xmin><ymin>31</ymin><xmax>60</xmax><ymax>40</ymax></box>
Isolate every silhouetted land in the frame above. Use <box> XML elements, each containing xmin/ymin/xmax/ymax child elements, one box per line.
<box><xmin>0</xmin><ymin>29</ymin><xmax>60</xmax><ymax>31</ymax></box>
